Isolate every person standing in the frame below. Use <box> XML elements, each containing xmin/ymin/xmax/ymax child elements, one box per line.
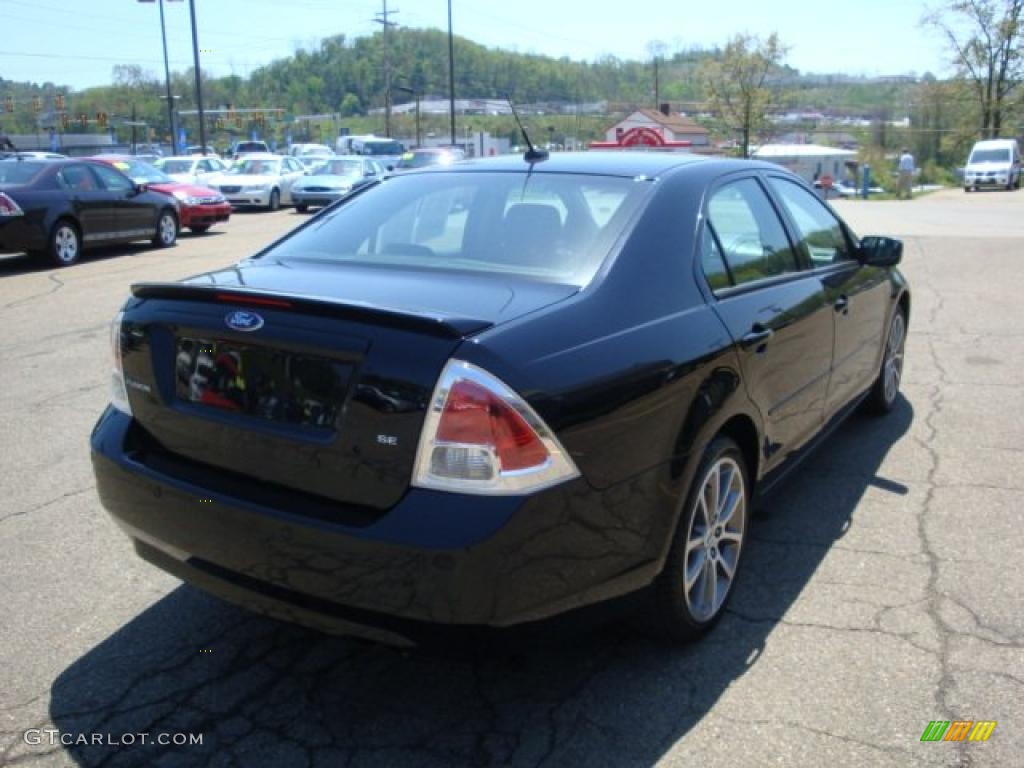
<box><xmin>897</xmin><ymin>148</ymin><xmax>915</xmax><ymax>200</ymax></box>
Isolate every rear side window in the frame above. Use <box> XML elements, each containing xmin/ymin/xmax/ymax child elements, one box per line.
<box><xmin>58</xmin><ymin>164</ymin><xmax>100</xmax><ymax>192</ymax></box>
<box><xmin>700</xmin><ymin>226</ymin><xmax>732</xmax><ymax>291</ymax></box>
<box><xmin>767</xmin><ymin>177</ymin><xmax>853</xmax><ymax>266</ymax></box>
<box><xmin>707</xmin><ymin>177</ymin><xmax>798</xmax><ymax>286</ymax></box>
<box><xmin>263</xmin><ymin>171</ymin><xmax>651</xmax><ymax>286</ymax></box>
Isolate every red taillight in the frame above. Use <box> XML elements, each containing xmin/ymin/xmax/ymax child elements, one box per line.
<box><xmin>412</xmin><ymin>360</ymin><xmax>579</xmax><ymax>495</ymax></box>
<box><xmin>437</xmin><ymin>379</ymin><xmax>549</xmax><ymax>471</ymax></box>
<box><xmin>0</xmin><ymin>193</ymin><xmax>24</xmax><ymax>217</ymax></box>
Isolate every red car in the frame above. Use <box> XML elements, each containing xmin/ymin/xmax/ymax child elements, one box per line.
<box><xmin>92</xmin><ymin>155</ymin><xmax>231</xmax><ymax>234</ymax></box>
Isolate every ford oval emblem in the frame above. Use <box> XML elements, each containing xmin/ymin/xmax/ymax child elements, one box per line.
<box><xmin>224</xmin><ymin>309</ymin><xmax>264</xmax><ymax>332</ymax></box>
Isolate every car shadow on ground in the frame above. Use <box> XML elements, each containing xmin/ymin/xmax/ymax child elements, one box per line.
<box><xmin>0</xmin><ymin>238</ymin><xmax>209</xmax><ymax>278</ymax></box>
<box><xmin>48</xmin><ymin>398</ymin><xmax>913</xmax><ymax>767</ymax></box>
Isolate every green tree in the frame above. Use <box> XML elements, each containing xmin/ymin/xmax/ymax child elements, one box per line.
<box><xmin>924</xmin><ymin>0</ymin><xmax>1023</xmax><ymax>138</ymax></box>
<box><xmin>697</xmin><ymin>33</ymin><xmax>788</xmax><ymax>158</ymax></box>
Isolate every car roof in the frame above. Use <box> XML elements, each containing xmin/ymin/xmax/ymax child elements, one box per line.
<box><xmin>403</xmin><ymin>150</ymin><xmax>780</xmax><ymax>179</ymax></box>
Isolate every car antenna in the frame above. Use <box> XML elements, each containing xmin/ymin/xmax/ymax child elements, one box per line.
<box><xmin>505</xmin><ymin>94</ymin><xmax>548</xmax><ymax>163</ymax></box>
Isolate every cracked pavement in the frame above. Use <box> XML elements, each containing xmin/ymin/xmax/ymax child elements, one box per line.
<box><xmin>1</xmin><ymin>192</ymin><xmax>1021</xmax><ymax>767</ymax></box>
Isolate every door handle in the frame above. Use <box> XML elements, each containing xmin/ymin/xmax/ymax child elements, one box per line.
<box><xmin>741</xmin><ymin>325</ymin><xmax>774</xmax><ymax>349</ymax></box>
<box><xmin>834</xmin><ymin>295</ymin><xmax>850</xmax><ymax>313</ymax></box>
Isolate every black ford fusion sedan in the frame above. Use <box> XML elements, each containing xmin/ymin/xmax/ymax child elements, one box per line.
<box><xmin>90</xmin><ymin>152</ymin><xmax>908</xmax><ymax>646</ymax></box>
<box><xmin>0</xmin><ymin>158</ymin><xmax>179</xmax><ymax>266</ymax></box>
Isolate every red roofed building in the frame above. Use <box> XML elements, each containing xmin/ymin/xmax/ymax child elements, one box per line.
<box><xmin>592</xmin><ymin>107</ymin><xmax>710</xmax><ymax>150</ymax></box>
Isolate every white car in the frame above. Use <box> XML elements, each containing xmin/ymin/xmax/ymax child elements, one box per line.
<box><xmin>207</xmin><ymin>154</ymin><xmax>307</xmax><ymax>211</ymax></box>
<box><xmin>155</xmin><ymin>155</ymin><xmax>231</xmax><ymax>185</ymax></box>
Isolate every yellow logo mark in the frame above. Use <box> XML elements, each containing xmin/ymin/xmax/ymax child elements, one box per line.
<box><xmin>968</xmin><ymin>721</ymin><xmax>997</xmax><ymax>742</ymax></box>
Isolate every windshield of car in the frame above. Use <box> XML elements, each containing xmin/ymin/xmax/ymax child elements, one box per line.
<box><xmin>359</xmin><ymin>140</ymin><xmax>402</xmax><ymax>156</ymax></box>
<box><xmin>261</xmin><ymin>171</ymin><xmax>651</xmax><ymax>286</ymax></box>
<box><xmin>235</xmin><ymin>142</ymin><xmax>268</xmax><ymax>153</ymax></box>
<box><xmin>0</xmin><ymin>161</ymin><xmax>47</xmax><ymax>184</ymax></box>
<box><xmin>300</xmin><ymin>145</ymin><xmax>332</xmax><ymax>155</ymax></box>
<box><xmin>157</xmin><ymin>159</ymin><xmax>195</xmax><ymax>175</ymax></box>
<box><xmin>315</xmin><ymin>159</ymin><xmax>363</xmax><ymax>177</ymax></box>
<box><xmin>109</xmin><ymin>159</ymin><xmax>172</xmax><ymax>183</ymax></box>
<box><xmin>969</xmin><ymin>148</ymin><xmax>1010</xmax><ymax>164</ymax></box>
<box><xmin>231</xmin><ymin>158</ymin><xmax>280</xmax><ymax>175</ymax></box>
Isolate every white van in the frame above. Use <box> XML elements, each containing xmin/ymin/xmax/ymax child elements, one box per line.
<box><xmin>964</xmin><ymin>138</ymin><xmax>1021</xmax><ymax>192</ymax></box>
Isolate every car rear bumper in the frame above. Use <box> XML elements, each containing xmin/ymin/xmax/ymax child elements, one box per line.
<box><xmin>90</xmin><ymin>408</ymin><xmax>670</xmax><ymax>643</ymax></box>
<box><xmin>0</xmin><ymin>218</ymin><xmax>47</xmax><ymax>254</ymax></box>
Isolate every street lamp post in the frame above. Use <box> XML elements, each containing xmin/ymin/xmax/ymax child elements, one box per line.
<box><xmin>393</xmin><ymin>81</ymin><xmax>421</xmax><ymax>148</ymax></box>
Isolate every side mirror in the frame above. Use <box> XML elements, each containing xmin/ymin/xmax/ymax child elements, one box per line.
<box><xmin>859</xmin><ymin>236</ymin><xmax>902</xmax><ymax>267</ymax></box>
<box><xmin>133</xmin><ymin>182</ymin><xmax>148</xmax><ymax>195</ymax></box>
<box><xmin>386</xmin><ymin>164</ymin><xmax>394</xmax><ymax>172</ymax></box>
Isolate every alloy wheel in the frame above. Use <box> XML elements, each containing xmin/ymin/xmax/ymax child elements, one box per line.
<box><xmin>158</xmin><ymin>213</ymin><xmax>177</xmax><ymax>245</ymax></box>
<box><xmin>683</xmin><ymin>456</ymin><xmax>746</xmax><ymax>622</ymax></box>
<box><xmin>53</xmin><ymin>225</ymin><xmax>78</xmax><ymax>264</ymax></box>
<box><xmin>883</xmin><ymin>312</ymin><xmax>905</xmax><ymax>405</ymax></box>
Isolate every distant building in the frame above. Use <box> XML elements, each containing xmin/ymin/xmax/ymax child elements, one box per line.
<box><xmin>752</xmin><ymin>143</ymin><xmax>858</xmax><ymax>184</ymax></box>
<box><xmin>594</xmin><ymin>107</ymin><xmax>710</xmax><ymax>150</ymax></box>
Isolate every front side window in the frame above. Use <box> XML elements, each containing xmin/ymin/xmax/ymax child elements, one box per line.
<box><xmin>767</xmin><ymin>177</ymin><xmax>853</xmax><ymax>266</ymax></box>
<box><xmin>262</xmin><ymin>172</ymin><xmax>652</xmax><ymax>286</ymax></box>
<box><xmin>707</xmin><ymin>177</ymin><xmax>798</xmax><ymax>286</ymax></box>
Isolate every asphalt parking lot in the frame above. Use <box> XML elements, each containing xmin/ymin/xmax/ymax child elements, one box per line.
<box><xmin>1</xmin><ymin>189</ymin><xmax>1022</xmax><ymax>768</ymax></box>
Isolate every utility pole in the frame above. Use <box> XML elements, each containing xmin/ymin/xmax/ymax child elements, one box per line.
<box><xmin>653</xmin><ymin>56</ymin><xmax>659</xmax><ymax>109</ymax></box>
<box><xmin>187</xmin><ymin>0</ymin><xmax>208</xmax><ymax>154</ymax></box>
<box><xmin>158</xmin><ymin>0</ymin><xmax>177</xmax><ymax>153</ymax></box>
<box><xmin>374</xmin><ymin>0</ymin><xmax>398</xmax><ymax>138</ymax></box>
<box><xmin>447</xmin><ymin>0</ymin><xmax>456</xmax><ymax>146</ymax></box>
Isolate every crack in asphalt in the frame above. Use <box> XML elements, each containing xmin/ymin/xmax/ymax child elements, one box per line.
<box><xmin>2</xmin><ymin>273</ymin><xmax>66</xmax><ymax>311</ymax></box>
<box><xmin>0</xmin><ymin>486</ymin><xmax>96</xmax><ymax>525</ymax></box>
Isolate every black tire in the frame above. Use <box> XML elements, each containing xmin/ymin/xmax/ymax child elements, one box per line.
<box><xmin>48</xmin><ymin>219</ymin><xmax>81</xmax><ymax>267</ymax></box>
<box><xmin>866</xmin><ymin>306</ymin><xmax>906</xmax><ymax>415</ymax></box>
<box><xmin>152</xmin><ymin>209</ymin><xmax>178</xmax><ymax>248</ymax></box>
<box><xmin>267</xmin><ymin>188</ymin><xmax>280</xmax><ymax>211</ymax></box>
<box><xmin>190</xmin><ymin>225</ymin><xmax>211</xmax><ymax>234</ymax></box>
<box><xmin>964</xmin><ymin>186</ymin><xmax>971</xmax><ymax>193</ymax></box>
<box><xmin>295</xmin><ymin>203</ymin><xmax>308</xmax><ymax>213</ymax></box>
<box><xmin>647</xmin><ymin>435</ymin><xmax>750</xmax><ymax>643</ymax></box>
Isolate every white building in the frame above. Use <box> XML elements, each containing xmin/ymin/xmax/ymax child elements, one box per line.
<box><xmin>752</xmin><ymin>144</ymin><xmax>858</xmax><ymax>184</ymax></box>
<box><xmin>599</xmin><ymin>108</ymin><xmax>710</xmax><ymax>148</ymax></box>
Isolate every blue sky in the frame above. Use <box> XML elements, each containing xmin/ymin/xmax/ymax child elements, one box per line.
<box><xmin>1</xmin><ymin>0</ymin><xmax>953</xmax><ymax>90</ymax></box>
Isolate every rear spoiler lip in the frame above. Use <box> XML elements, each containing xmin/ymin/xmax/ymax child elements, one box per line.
<box><xmin>130</xmin><ymin>281</ymin><xmax>493</xmax><ymax>339</ymax></box>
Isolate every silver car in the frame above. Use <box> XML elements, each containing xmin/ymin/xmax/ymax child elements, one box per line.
<box><xmin>290</xmin><ymin>157</ymin><xmax>384</xmax><ymax>212</ymax></box>
<box><xmin>208</xmin><ymin>155</ymin><xmax>306</xmax><ymax>211</ymax></box>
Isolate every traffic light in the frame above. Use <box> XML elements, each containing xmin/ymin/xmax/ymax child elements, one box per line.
<box><xmin>32</xmin><ymin>95</ymin><xmax>42</xmax><ymax>113</ymax></box>
<box><xmin>4</xmin><ymin>95</ymin><xmax>14</xmax><ymax>113</ymax></box>
<box><xmin>55</xmin><ymin>93</ymin><xmax>65</xmax><ymax>111</ymax></box>
<box><xmin>96</xmin><ymin>112</ymin><xmax>108</xmax><ymax>128</ymax></box>
<box><xmin>78</xmin><ymin>113</ymin><xmax>88</xmax><ymax>128</ymax></box>
<box><xmin>61</xmin><ymin>113</ymin><xmax>70</xmax><ymax>130</ymax></box>
<box><xmin>234</xmin><ymin>114</ymin><xmax>242</xmax><ymax>129</ymax></box>
<box><xmin>215</xmin><ymin>117</ymin><xmax>225</xmax><ymax>130</ymax></box>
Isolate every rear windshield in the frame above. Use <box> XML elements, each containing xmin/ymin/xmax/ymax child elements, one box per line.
<box><xmin>260</xmin><ymin>171</ymin><xmax>651</xmax><ymax>286</ymax></box>
<box><xmin>0</xmin><ymin>161</ymin><xmax>47</xmax><ymax>184</ymax></box>
<box><xmin>236</xmin><ymin>142</ymin><xmax>268</xmax><ymax>153</ymax></box>
<box><xmin>970</xmin><ymin>148</ymin><xmax>1010</xmax><ymax>163</ymax></box>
